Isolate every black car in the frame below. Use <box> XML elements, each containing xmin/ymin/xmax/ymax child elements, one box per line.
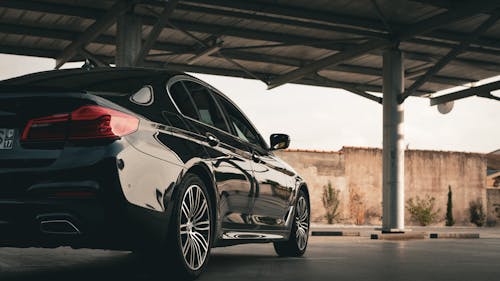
<box><xmin>0</xmin><ymin>68</ymin><xmax>310</xmax><ymax>279</ymax></box>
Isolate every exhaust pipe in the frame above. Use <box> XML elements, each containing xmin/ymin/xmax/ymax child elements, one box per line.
<box><xmin>40</xmin><ymin>219</ymin><xmax>81</xmax><ymax>235</ymax></box>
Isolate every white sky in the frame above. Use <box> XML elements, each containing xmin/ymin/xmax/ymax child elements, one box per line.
<box><xmin>1</xmin><ymin>54</ymin><xmax>498</xmax><ymax>153</ymax></box>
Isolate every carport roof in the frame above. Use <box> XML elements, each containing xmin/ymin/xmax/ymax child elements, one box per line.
<box><xmin>1</xmin><ymin>0</ymin><xmax>500</xmax><ymax>103</ymax></box>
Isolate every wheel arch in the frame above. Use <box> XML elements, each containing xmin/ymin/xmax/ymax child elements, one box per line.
<box><xmin>185</xmin><ymin>163</ymin><xmax>220</xmax><ymax>240</ymax></box>
<box><xmin>298</xmin><ymin>182</ymin><xmax>310</xmax><ymax>204</ymax></box>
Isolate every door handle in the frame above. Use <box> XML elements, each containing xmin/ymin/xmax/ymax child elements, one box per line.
<box><xmin>206</xmin><ymin>133</ymin><xmax>219</xmax><ymax>147</ymax></box>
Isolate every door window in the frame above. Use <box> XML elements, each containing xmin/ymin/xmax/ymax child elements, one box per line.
<box><xmin>215</xmin><ymin>95</ymin><xmax>263</xmax><ymax>148</ymax></box>
<box><xmin>182</xmin><ymin>81</ymin><xmax>229</xmax><ymax>132</ymax></box>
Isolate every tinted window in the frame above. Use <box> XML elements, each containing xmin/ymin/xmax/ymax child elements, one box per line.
<box><xmin>169</xmin><ymin>81</ymin><xmax>198</xmax><ymax>120</ymax></box>
<box><xmin>183</xmin><ymin>81</ymin><xmax>228</xmax><ymax>132</ymax></box>
<box><xmin>216</xmin><ymin>95</ymin><xmax>261</xmax><ymax>146</ymax></box>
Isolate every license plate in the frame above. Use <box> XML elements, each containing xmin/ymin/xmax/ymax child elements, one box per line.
<box><xmin>0</xmin><ymin>128</ymin><xmax>15</xmax><ymax>150</ymax></box>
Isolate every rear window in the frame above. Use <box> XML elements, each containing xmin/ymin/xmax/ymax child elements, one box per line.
<box><xmin>169</xmin><ymin>81</ymin><xmax>198</xmax><ymax>120</ymax></box>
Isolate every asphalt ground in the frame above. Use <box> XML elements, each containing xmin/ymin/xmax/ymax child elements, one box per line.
<box><xmin>1</xmin><ymin>233</ymin><xmax>499</xmax><ymax>281</ymax></box>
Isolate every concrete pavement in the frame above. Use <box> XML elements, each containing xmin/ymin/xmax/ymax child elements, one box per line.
<box><xmin>1</xmin><ymin>234</ymin><xmax>500</xmax><ymax>281</ymax></box>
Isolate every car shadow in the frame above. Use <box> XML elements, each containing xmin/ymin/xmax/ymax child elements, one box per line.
<box><xmin>1</xmin><ymin>252</ymin><xmax>141</xmax><ymax>281</ymax></box>
<box><xmin>0</xmin><ymin>250</ymin><xmax>278</xmax><ymax>281</ymax></box>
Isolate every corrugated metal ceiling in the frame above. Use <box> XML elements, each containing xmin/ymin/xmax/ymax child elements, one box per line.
<box><xmin>0</xmin><ymin>0</ymin><xmax>499</xmax><ymax>100</ymax></box>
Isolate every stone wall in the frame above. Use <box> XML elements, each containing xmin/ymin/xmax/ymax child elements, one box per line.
<box><xmin>276</xmin><ymin>147</ymin><xmax>487</xmax><ymax>226</ymax></box>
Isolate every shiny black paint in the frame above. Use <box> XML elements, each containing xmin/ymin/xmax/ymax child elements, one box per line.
<box><xmin>251</xmin><ymin>148</ymin><xmax>294</xmax><ymax>229</ymax></box>
<box><xmin>0</xmin><ymin>68</ymin><xmax>308</xmax><ymax>251</ymax></box>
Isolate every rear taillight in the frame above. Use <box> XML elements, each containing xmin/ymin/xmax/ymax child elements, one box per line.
<box><xmin>21</xmin><ymin>113</ymin><xmax>70</xmax><ymax>142</ymax></box>
<box><xmin>21</xmin><ymin>105</ymin><xmax>139</xmax><ymax>143</ymax></box>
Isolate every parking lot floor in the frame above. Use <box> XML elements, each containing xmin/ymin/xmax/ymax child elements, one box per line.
<box><xmin>1</xmin><ymin>234</ymin><xmax>499</xmax><ymax>281</ymax></box>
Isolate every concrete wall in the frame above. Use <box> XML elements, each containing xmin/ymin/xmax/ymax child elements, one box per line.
<box><xmin>275</xmin><ymin>150</ymin><xmax>346</xmax><ymax>222</ymax></box>
<box><xmin>276</xmin><ymin>147</ymin><xmax>487</xmax><ymax>226</ymax></box>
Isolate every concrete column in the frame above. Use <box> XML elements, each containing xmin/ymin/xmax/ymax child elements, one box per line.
<box><xmin>382</xmin><ymin>48</ymin><xmax>405</xmax><ymax>233</ymax></box>
<box><xmin>115</xmin><ymin>12</ymin><xmax>142</xmax><ymax>67</ymax></box>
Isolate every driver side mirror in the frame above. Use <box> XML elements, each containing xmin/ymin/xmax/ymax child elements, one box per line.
<box><xmin>270</xmin><ymin>134</ymin><xmax>290</xmax><ymax>150</ymax></box>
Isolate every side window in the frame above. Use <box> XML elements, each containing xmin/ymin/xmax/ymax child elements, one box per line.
<box><xmin>130</xmin><ymin>85</ymin><xmax>154</xmax><ymax>105</ymax></box>
<box><xmin>169</xmin><ymin>81</ymin><xmax>198</xmax><ymax>120</ymax></box>
<box><xmin>183</xmin><ymin>81</ymin><xmax>228</xmax><ymax>132</ymax></box>
<box><xmin>216</xmin><ymin>95</ymin><xmax>261</xmax><ymax>146</ymax></box>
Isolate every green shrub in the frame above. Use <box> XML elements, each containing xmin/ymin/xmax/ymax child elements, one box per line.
<box><xmin>469</xmin><ymin>199</ymin><xmax>486</xmax><ymax>227</ymax></box>
<box><xmin>322</xmin><ymin>181</ymin><xmax>341</xmax><ymax>224</ymax></box>
<box><xmin>445</xmin><ymin>186</ymin><xmax>455</xmax><ymax>226</ymax></box>
<box><xmin>406</xmin><ymin>195</ymin><xmax>440</xmax><ymax>226</ymax></box>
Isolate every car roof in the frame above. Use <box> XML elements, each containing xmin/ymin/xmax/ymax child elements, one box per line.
<box><xmin>0</xmin><ymin>67</ymin><xmax>182</xmax><ymax>92</ymax></box>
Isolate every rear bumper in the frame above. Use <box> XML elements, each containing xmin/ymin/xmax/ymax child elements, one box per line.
<box><xmin>0</xmin><ymin>158</ymin><xmax>135</xmax><ymax>249</ymax></box>
<box><xmin>0</xmin><ymin>197</ymin><xmax>124</xmax><ymax>249</ymax></box>
<box><xmin>0</xmin><ymin>141</ymin><xmax>179</xmax><ymax>250</ymax></box>
<box><xmin>0</xmin><ymin>143</ymin><xmax>139</xmax><ymax>250</ymax></box>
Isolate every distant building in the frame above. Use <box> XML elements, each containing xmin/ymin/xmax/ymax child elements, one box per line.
<box><xmin>486</xmin><ymin>149</ymin><xmax>500</xmax><ymax>188</ymax></box>
<box><xmin>488</xmin><ymin>171</ymin><xmax>500</xmax><ymax>188</ymax></box>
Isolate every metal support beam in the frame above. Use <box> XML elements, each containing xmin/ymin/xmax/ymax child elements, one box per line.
<box><xmin>430</xmin><ymin>80</ymin><xmax>500</xmax><ymax>105</ymax></box>
<box><xmin>134</xmin><ymin>0</ymin><xmax>179</xmax><ymax>66</ymax></box>
<box><xmin>0</xmin><ymin>39</ymin><xmax>436</xmax><ymax>97</ymax></box>
<box><xmin>402</xmin><ymin>50</ymin><xmax>500</xmax><ymax>73</ymax></box>
<box><xmin>382</xmin><ymin>49</ymin><xmax>405</xmax><ymax>233</ymax></box>
<box><xmin>0</xmin><ymin>21</ymin><xmax>488</xmax><ymax>89</ymax></box>
<box><xmin>55</xmin><ymin>0</ymin><xmax>133</xmax><ymax>69</ymax></box>
<box><xmin>176</xmin><ymin>0</ymin><xmax>500</xmax><ymax>53</ymax></box>
<box><xmin>3</xmin><ymin>0</ymin><xmax>500</xmax><ymax>55</ymax></box>
<box><xmin>3</xmin><ymin>0</ymin><xmax>500</xmax><ymax>59</ymax></box>
<box><xmin>116</xmin><ymin>12</ymin><xmax>142</xmax><ymax>67</ymax></box>
<box><xmin>412</xmin><ymin>0</ymin><xmax>498</xmax><ymax>14</ymax></box>
<box><xmin>0</xmin><ymin>41</ymin><xmax>437</xmax><ymax>99</ymax></box>
<box><xmin>371</xmin><ymin>0</ymin><xmax>393</xmax><ymax>33</ymax></box>
<box><xmin>267</xmin><ymin>40</ymin><xmax>387</xmax><ymax>89</ymax></box>
<box><xmin>403</xmin><ymin>13</ymin><xmax>500</xmax><ymax>100</ymax></box>
<box><xmin>78</xmin><ymin>48</ymin><xmax>107</xmax><ymax>67</ymax></box>
<box><xmin>314</xmin><ymin>74</ymin><xmax>383</xmax><ymax>104</ymax></box>
<box><xmin>266</xmin><ymin>4</ymin><xmax>491</xmax><ymax>89</ymax></box>
<box><xmin>188</xmin><ymin>40</ymin><xmax>223</xmax><ymax>65</ymax></box>
<box><xmin>0</xmin><ymin>0</ymin><xmax>500</xmax><ymax>55</ymax></box>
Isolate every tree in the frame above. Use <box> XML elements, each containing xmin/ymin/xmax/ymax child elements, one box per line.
<box><xmin>406</xmin><ymin>195</ymin><xmax>441</xmax><ymax>226</ymax></box>
<box><xmin>322</xmin><ymin>181</ymin><xmax>341</xmax><ymax>224</ymax></box>
<box><xmin>445</xmin><ymin>186</ymin><xmax>455</xmax><ymax>226</ymax></box>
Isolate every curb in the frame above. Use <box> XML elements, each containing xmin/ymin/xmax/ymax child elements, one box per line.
<box><xmin>429</xmin><ymin>233</ymin><xmax>480</xmax><ymax>239</ymax></box>
<box><xmin>312</xmin><ymin>231</ymin><xmax>360</xmax><ymax>237</ymax></box>
<box><xmin>370</xmin><ymin>232</ymin><xmax>426</xmax><ymax>240</ymax></box>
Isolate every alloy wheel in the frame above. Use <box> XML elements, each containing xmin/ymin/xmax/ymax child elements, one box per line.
<box><xmin>179</xmin><ymin>184</ymin><xmax>211</xmax><ymax>271</ymax></box>
<box><xmin>295</xmin><ymin>196</ymin><xmax>309</xmax><ymax>251</ymax></box>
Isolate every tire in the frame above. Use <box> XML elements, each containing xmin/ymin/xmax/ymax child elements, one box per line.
<box><xmin>164</xmin><ymin>173</ymin><xmax>213</xmax><ymax>280</ymax></box>
<box><xmin>273</xmin><ymin>190</ymin><xmax>310</xmax><ymax>257</ymax></box>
